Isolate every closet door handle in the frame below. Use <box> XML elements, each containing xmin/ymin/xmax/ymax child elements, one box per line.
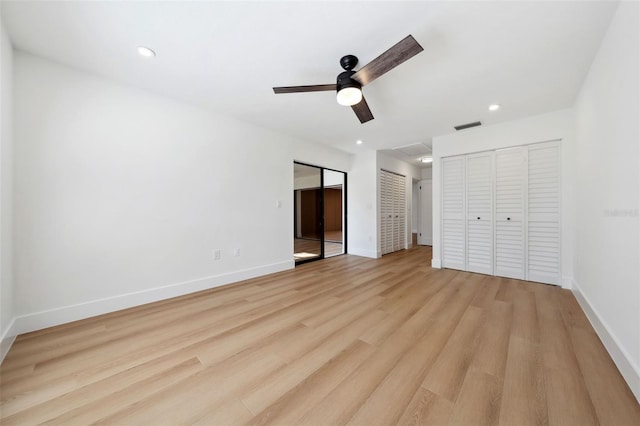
<box><xmin>507</xmin><ymin>217</ymin><xmax>511</xmax><ymax>221</ymax></box>
<box><xmin>477</xmin><ymin>217</ymin><xmax>480</xmax><ymax>220</ymax></box>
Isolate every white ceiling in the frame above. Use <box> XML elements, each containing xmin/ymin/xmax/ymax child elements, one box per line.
<box><xmin>1</xmin><ymin>1</ymin><xmax>617</xmax><ymax>160</ymax></box>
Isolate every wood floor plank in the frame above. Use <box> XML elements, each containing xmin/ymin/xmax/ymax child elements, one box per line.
<box><xmin>296</xmin><ymin>271</ymin><xmax>464</xmax><ymax>425</ymax></box>
<box><xmin>37</xmin><ymin>357</ymin><xmax>204</xmax><ymax>425</ymax></box>
<box><xmin>2</xmin><ymin>296</ymin><xmax>283</xmax><ymax>393</ymax></box>
<box><xmin>240</xmin><ymin>309</ymin><xmax>387</xmax><ymax>415</ymax></box>
<box><xmin>569</xmin><ymin>326</ymin><xmax>640</xmax><ymax>426</ymax></box>
<box><xmin>447</xmin><ymin>368</ymin><xmax>503</xmax><ymax>426</ymax></box>
<box><xmin>347</xmin><ymin>313</ymin><xmax>460</xmax><ymax>425</ymax></box>
<box><xmin>510</xmin><ymin>286</ymin><xmax>540</xmax><ymax>344</ymax></box>
<box><xmin>544</xmin><ymin>366</ymin><xmax>598</xmax><ymax>426</ymax></box>
<box><xmin>395</xmin><ymin>387</ymin><xmax>453</xmax><ymax>426</ymax></box>
<box><xmin>421</xmin><ymin>305</ymin><xmax>485</xmax><ymax>402</ymax></box>
<box><xmin>469</xmin><ymin>275</ymin><xmax>501</xmax><ymax>309</ymax></box>
<box><xmin>349</xmin><ymin>273</ymin><xmax>485</xmax><ymax>425</ymax></box>
<box><xmin>191</xmin><ymin>398</ymin><xmax>254</xmax><ymax>426</ymax></box>
<box><xmin>246</xmin><ymin>339</ymin><xmax>375</xmax><ymax>426</ymax></box>
<box><xmin>2</xmin><ymin>245</ymin><xmax>638</xmax><ymax>426</ymax></box>
<box><xmin>1</xmin><ymin>352</ymin><xmax>206</xmax><ymax>424</ymax></box>
<box><xmin>89</xmin><ymin>349</ymin><xmax>284</xmax><ymax>424</ymax></box>
<box><xmin>469</xmin><ymin>300</ymin><xmax>512</xmax><ymax>379</ymax></box>
<box><xmin>359</xmin><ymin>278</ymin><xmax>443</xmax><ymax>346</ymax></box>
<box><xmin>498</xmin><ymin>336</ymin><xmax>549</xmax><ymax>426</ymax></box>
<box><xmin>535</xmin><ymin>285</ymin><xmax>599</xmax><ymax>425</ymax></box>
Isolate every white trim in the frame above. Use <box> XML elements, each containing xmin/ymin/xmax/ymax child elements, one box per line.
<box><xmin>573</xmin><ymin>279</ymin><xmax>640</xmax><ymax>402</ymax></box>
<box><xmin>348</xmin><ymin>247</ymin><xmax>378</xmax><ymax>259</ymax></box>
<box><xmin>431</xmin><ymin>258</ymin><xmax>442</xmax><ymax>268</ymax></box>
<box><xmin>561</xmin><ymin>276</ymin><xmax>573</xmax><ymax>290</ymax></box>
<box><xmin>10</xmin><ymin>261</ymin><xmax>293</xmax><ymax>337</ymax></box>
<box><xmin>0</xmin><ymin>317</ymin><xmax>17</xmax><ymax>363</ymax></box>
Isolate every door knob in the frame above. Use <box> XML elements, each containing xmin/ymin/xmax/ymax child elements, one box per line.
<box><xmin>507</xmin><ymin>217</ymin><xmax>511</xmax><ymax>221</ymax></box>
<box><xmin>477</xmin><ymin>217</ymin><xmax>480</xmax><ymax>220</ymax></box>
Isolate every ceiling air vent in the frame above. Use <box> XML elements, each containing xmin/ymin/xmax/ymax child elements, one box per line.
<box><xmin>454</xmin><ymin>121</ymin><xmax>482</xmax><ymax>131</ymax></box>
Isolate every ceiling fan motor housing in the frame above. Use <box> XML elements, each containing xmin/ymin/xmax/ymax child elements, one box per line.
<box><xmin>337</xmin><ymin>54</ymin><xmax>361</xmax><ymax>93</ymax></box>
<box><xmin>336</xmin><ymin>70</ymin><xmax>362</xmax><ymax>93</ymax></box>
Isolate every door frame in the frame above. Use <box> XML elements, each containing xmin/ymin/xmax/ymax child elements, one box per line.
<box><xmin>293</xmin><ymin>161</ymin><xmax>348</xmax><ymax>265</ymax></box>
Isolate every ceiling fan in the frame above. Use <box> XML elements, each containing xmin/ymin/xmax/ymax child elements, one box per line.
<box><xmin>273</xmin><ymin>35</ymin><xmax>424</xmax><ymax>124</ymax></box>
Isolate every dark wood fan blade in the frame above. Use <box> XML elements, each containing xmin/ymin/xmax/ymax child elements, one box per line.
<box><xmin>351</xmin><ymin>35</ymin><xmax>423</xmax><ymax>86</ymax></box>
<box><xmin>273</xmin><ymin>84</ymin><xmax>337</xmax><ymax>94</ymax></box>
<box><xmin>351</xmin><ymin>96</ymin><xmax>374</xmax><ymax>124</ymax></box>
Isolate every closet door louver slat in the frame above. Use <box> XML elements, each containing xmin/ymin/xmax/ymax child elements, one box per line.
<box><xmin>527</xmin><ymin>142</ymin><xmax>561</xmax><ymax>284</ymax></box>
<box><xmin>466</xmin><ymin>152</ymin><xmax>494</xmax><ymax>275</ymax></box>
<box><xmin>495</xmin><ymin>147</ymin><xmax>526</xmax><ymax>280</ymax></box>
<box><xmin>441</xmin><ymin>157</ymin><xmax>466</xmax><ymax>270</ymax></box>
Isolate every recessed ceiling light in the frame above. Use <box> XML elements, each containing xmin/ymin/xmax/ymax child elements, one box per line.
<box><xmin>137</xmin><ymin>46</ymin><xmax>156</xmax><ymax>58</ymax></box>
<box><xmin>488</xmin><ymin>104</ymin><xmax>500</xmax><ymax>111</ymax></box>
<box><xmin>356</xmin><ymin>140</ymin><xmax>363</xmax><ymax>145</ymax></box>
<box><xmin>421</xmin><ymin>157</ymin><xmax>433</xmax><ymax>164</ymax></box>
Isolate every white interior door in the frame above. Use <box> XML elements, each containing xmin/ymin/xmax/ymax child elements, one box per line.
<box><xmin>418</xmin><ymin>179</ymin><xmax>432</xmax><ymax>245</ymax></box>
<box><xmin>380</xmin><ymin>170</ymin><xmax>407</xmax><ymax>255</ymax></box>
<box><xmin>380</xmin><ymin>171</ymin><xmax>391</xmax><ymax>255</ymax></box>
<box><xmin>527</xmin><ymin>141</ymin><xmax>561</xmax><ymax>285</ymax></box>
<box><xmin>495</xmin><ymin>147</ymin><xmax>526</xmax><ymax>280</ymax></box>
<box><xmin>466</xmin><ymin>152</ymin><xmax>494</xmax><ymax>275</ymax></box>
<box><xmin>393</xmin><ymin>174</ymin><xmax>406</xmax><ymax>251</ymax></box>
<box><xmin>441</xmin><ymin>156</ymin><xmax>466</xmax><ymax>270</ymax></box>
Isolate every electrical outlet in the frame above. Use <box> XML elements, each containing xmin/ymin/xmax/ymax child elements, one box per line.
<box><xmin>234</xmin><ymin>248</ymin><xmax>240</xmax><ymax>257</ymax></box>
<box><xmin>213</xmin><ymin>249</ymin><xmax>221</xmax><ymax>260</ymax></box>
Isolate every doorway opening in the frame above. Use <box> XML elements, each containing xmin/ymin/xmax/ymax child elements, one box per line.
<box><xmin>294</xmin><ymin>162</ymin><xmax>347</xmax><ymax>264</ymax></box>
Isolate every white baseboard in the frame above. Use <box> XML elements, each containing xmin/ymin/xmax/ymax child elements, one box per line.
<box><xmin>1</xmin><ymin>317</ymin><xmax>17</xmax><ymax>363</ymax></box>
<box><xmin>561</xmin><ymin>276</ymin><xmax>573</xmax><ymax>290</ymax></box>
<box><xmin>431</xmin><ymin>258</ymin><xmax>442</xmax><ymax>268</ymax></box>
<box><xmin>9</xmin><ymin>260</ymin><xmax>294</xmax><ymax>339</ymax></box>
<box><xmin>347</xmin><ymin>247</ymin><xmax>378</xmax><ymax>258</ymax></box>
<box><xmin>572</xmin><ymin>280</ymin><xmax>640</xmax><ymax>402</ymax></box>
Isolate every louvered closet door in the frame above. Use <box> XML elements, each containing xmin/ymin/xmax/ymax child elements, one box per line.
<box><xmin>527</xmin><ymin>142</ymin><xmax>560</xmax><ymax>285</ymax></box>
<box><xmin>380</xmin><ymin>171</ymin><xmax>392</xmax><ymax>255</ymax></box>
<box><xmin>379</xmin><ymin>171</ymin><xmax>386</xmax><ymax>254</ymax></box>
<box><xmin>466</xmin><ymin>152</ymin><xmax>494</xmax><ymax>275</ymax></box>
<box><xmin>495</xmin><ymin>147</ymin><xmax>526</xmax><ymax>279</ymax></box>
<box><xmin>442</xmin><ymin>156</ymin><xmax>466</xmax><ymax>270</ymax></box>
<box><xmin>393</xmin><ymin>174</ymin><xmax>406</xmax><ymax>251</ymax></box>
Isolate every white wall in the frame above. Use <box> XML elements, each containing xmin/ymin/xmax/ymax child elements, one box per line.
<box><xmin>573</xmin><ymin>1</ymin><xmax>639</xmax><ymax>400</ymax></box>
<box><xmin>377</xmin><ymin>152</ymin><xmax>422</xmax><ymax>253</ymax></box>
<box><xmin>0</xmin><ymin>17</ymin><xmax>15</xmax><ymax>361</ymax></box>
<box><xmin>10</xmin><ymin>52</ymin><xmax>352</xmax><ymax>336</ymax></box>
<box><xmin>417</xmin><ymin>179</ymin><xmax>433</xmax><ymax>246</ymax></box>
<box><xmin>431</xmin><ymin>109</ymin><xmax>575</xmax><ymax>282</ymax></box>
<box><xmin>421</xmin><ymin>166</ymin><xmax>432</xmax><ymax>180</ymax></box>
<box><xmin>346</xmin><ymin>149</ymin><xmax>377</xmax><ymax>258</ymax></box>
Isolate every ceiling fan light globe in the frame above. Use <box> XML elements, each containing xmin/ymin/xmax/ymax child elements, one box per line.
<box><xmin>336</xmin><ymin>87</ymin><xmax>363</xmax><ymax>106</ymax></box>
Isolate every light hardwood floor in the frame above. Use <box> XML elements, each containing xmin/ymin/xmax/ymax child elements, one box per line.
<box><xmin>1</xmin><ymin>245</ymin><xmax>639</xmax><ymax>425</ymax></box>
